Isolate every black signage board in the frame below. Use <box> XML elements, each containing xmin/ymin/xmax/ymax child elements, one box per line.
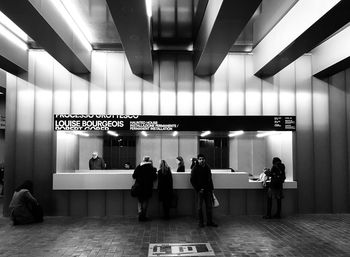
<box><xmin>54</xmin><ymin>114</ymin><xmax>296</xmax><ymax>131</ymax></box>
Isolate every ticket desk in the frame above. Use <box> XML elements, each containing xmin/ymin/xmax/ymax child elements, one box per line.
<box><xmin>53</xmin><ymin>170</ymin><xmax>297</xmax><ymax>217</ymax></box>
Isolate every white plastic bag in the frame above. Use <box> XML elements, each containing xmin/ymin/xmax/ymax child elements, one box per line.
<box><xmin>212</xmin><ymin>192</ymin><xmax>219</xmax><ymax>208</ymax></box>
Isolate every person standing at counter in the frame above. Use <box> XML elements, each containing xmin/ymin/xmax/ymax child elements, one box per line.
<box><xmin>157</xmin><ymin>160</ymin><xmax>173</xmax><ymax>219</ymax></box>
<box><xmin>176</xmin><ymin>156</ymin><xmax>185</xmax><ymax>172</ymax></box>
<box><xmin>190</xmin><ymin>157</ymin><xmax>198</xmax><ymax>169</ymax></box>
<box><xmin>89</xmin><ymin>151</ymin><xmax>105</xmax><ymax>170</ymax></box>
<box><xmin>263</xmin><ymin>157</ymin><xmax>286</xmax><ymax>219</ymax></box>
<box><xmin>132</xmin><ymin>156</ymin><xmax>157</xmax><ymax>221</ymax></box>
<box><xmin>190</xmin><ymin>153</ymin><xmax>218</xmax><ymax>227</ymax></box>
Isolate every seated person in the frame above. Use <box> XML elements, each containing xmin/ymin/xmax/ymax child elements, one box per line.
<box><xmin>89</xmin><ymin>151</ymin><xmax>105</xmax><ymax>170</ymax></box>
<box><xmin>9</xmin><ymin>180</ymin><xmax>43</xmax><ymax>225</ymax></box>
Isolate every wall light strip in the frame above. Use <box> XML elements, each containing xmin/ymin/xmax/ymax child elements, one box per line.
<box><xmin>228</xmin><ymin>130</ymin><xmax>244</xmax><ymax>137</ymax></box>
<box><xmin>145</xmin><ymin>0</ymin><xmax>153</xmax><ymax>18</ymax></box>
<box><xmin>256</xmin><ymin>131</ymin><xmax>280</xmax><ymax>138</ymax></box>
<box><xmin>60</xmin><ymin>0</ymin><xmax>93</xmax><ymax>42</ymax></box>
<box><xmin>50</xmin><ymin>0</ymin><xmax>92</xmax><ymax>51</ymax></box>
<box><xmin>200</xmin><ymin>131</ymin><xmax>211</xmax><ymax>137</ymax></box>
<box><xmin>0</xmin><ymin>23</ymin><xmax>27</xmax><ymax>50</ymax></box>
<box><xmin>0</xmin><ymin>11</ymin><xmax>28</xmax><ymax>42</ymax></box>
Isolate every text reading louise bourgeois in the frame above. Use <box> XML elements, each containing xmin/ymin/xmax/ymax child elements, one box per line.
<box><xmin>54</xmin><ymin>114</ymin><xmax>139</xmax><ymax>131</ymax></box>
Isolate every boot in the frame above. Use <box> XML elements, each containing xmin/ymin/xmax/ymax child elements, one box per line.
<box><xmin>198</xmin><ymin>210</ymin><xmax>204</xmax><ymax>227</ymax></box>
<box><xmin>263</xmin><ymin>198</ymin><xmax>272</xmax><ymax>219</ymax></box>
<box><xmin>273</xmin><ymin>199</ymin><xmax>282</xmax><ymax>218</ymax></box>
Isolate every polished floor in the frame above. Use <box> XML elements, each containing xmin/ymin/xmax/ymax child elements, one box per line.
<box><xmin>0</xmin><ymin>201</ymin><xmax>350</xmax><ymax>257</ymax></box>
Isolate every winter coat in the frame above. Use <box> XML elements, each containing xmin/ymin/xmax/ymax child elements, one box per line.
<box><xmin>176</xmin><ymin>165</ymin><xmax>185</xmax><ymax>172</ymax></box>
<box><xmin>265</xmin><ymin>163</ymin><xmax>286</xmax><ymax>189</ymax></box>
<box><xmin>157</xmin><ymin>168</ymin><xmax>173</xmax><ymax>202</ymax></box>
<box><xmin>89</xmin><ymin>157</ymin><xmax>105</xmax><ymax>170</ymax></box>
<box><xmin>190</xmin><ymin>163</ymin><xmax>214</xmax><ymax>192</ymax></box>
<box><xmin>132</xmin><ymin>162</ymin><xmax>157</xmax><ymax>201</ymax></box>
<box><xmin>9</xmin><ymin>189</ymin><xmax>39</xmax><ymax>224</ymax></box>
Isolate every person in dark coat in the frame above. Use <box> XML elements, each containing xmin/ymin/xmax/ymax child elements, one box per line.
<box><xmin>9</xmin><ymin>180</ymin><xmax>43</xmax><ymax>225</ymax></box>
<box><xmin>132</xmin><ymin>156</ymin><xmax>157</xmax><ymax>221</ymax></box>
<box><xmin>263</xmin><ymin>157</ymin><xmax>286</xmax><ymax>219</ymax></box>
<box><xmin>176</xmin><ymin>156</ymin><xmax>185</xmax><ymax>172</ymax></box>
<box><xmin>89</xmin><ymin>151</ymin><xmax>105</xmax><ymax>170</ymax></box>
<box><xmin>157</xmin><ymin>160</ymin><xmax>173</xmax><ymax>219</ymax></box>
<box><xmin>190</xmin><ymin>153</ymin><xmax>218</xmax><ymax>227</ymax></box>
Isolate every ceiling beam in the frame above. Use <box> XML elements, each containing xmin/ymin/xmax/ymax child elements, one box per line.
<box><xmin>312</xmin><ymin>25</ymin><xmax>350</xmax><ymax>79</ymax></box>
<box><xmin>0</xmin><ymin>34</ymin><xmax>27</xmax><ymax>75</ymax></box>
<box><xmin>253</xmin><ymin>0</ymin><xmax>350</xmax><ymax>78</ymax></box>
<box><xmin>106</xmin><ymin>0</ymin><xmax>153</xmax><ymax>77</ymax></box>
<box><xmin>193</xmin><ymin>0</ymin><xmax>262</xmax><ymax>76</ymax></box>
<box><xmin>193</xmin><ymin>0</ymin><xmax>209</xmax><ymax>40</ymax></box>
<box><xmin>0</xmin><ymin>0</ymin><xmax>91</xmax><ymax>74</ymax></box>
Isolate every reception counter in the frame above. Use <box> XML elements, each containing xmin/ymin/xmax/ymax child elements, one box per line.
<box><xmin>53</xmin><ymin>170</ymin><xmax>297</xmax><ymax>190</ymax></box>
<box><xmin>51</xmin><ymin>170</ymin><xmax>297</xmax><ymax>217</ymax></box>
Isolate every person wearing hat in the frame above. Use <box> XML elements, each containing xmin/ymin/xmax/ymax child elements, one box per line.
<box><xmin>190</xmin><ymin>153</ymin><xmax>218</xmax><ymax>227</ymax></box>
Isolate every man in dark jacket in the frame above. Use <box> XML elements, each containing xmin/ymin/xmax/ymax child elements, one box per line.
<box><xmin>263</xmin><ymin>157</ymin><xmax>286</xmax><ymax>219</ymax></box>
<box><xmin>132</xmin><ymin>156</ymin><xmax>157</xmax><ymax>221</ymax></box>
<box><xmin>89</xmin><ymin>152</ymin><xmax>105</xmax><ymax>170</ymax></box>
<box><xmin>190</xmin><ymin>153</ymin><xmax>218</xmax><ymax>227</ymax></box>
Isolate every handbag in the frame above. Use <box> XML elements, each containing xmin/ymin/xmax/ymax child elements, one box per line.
<box><xmin>212</xmin><ymin>192</ymin><xmax>219</xmax><ymax>208</ymax></box>
<box><xmin>131</xmin><ymin>181</ymin><xmax>140</xmax><ymax>197</ymax></box>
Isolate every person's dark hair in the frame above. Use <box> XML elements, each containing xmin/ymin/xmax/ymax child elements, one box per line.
<box><xmin>190</xmin><ymin>157</ymin><xmax>198</xmax><ymax>169</ymax></box>
<box><xmin>272</xmin><ymin>157</ymin><xmax>282</xmax><ymax>165</ymax></box>
<box><xmin>197</xmin><ymin>153</ymin><xmax>206</xmax><ymax>159</ymax></box>
<box><xmin>159</xmin><ymin>160</ymin><xmax>170</xmax><ymax>174</ymax></box>
<box><xmin>15</xmin><ymin>180</ymin><xmax>33</xmax><ymax>194</ymax></box>
<box><xmin>176</xmin><ymin>156</ymin><xmax>184</xmax><ymax>167</ymax></box>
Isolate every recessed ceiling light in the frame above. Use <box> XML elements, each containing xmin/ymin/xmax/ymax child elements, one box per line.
<box><xmin>228</xmin><ymin>130</ymin><xmax>244</xmax><ymax>137</ymax></box>
<box><xmin>200</xmin><ymin>131</ymin><xmax>211</xmax><ymax>137</ymax></box>
<box><xmin>256</xmin><ymin>131</ymin><xmax>280</xmax><ymax>138</ymax></box>
<box><xmin>107</xmin><ymin>131</ymin><xmax>119</xmax><ymax>137</ymax></box>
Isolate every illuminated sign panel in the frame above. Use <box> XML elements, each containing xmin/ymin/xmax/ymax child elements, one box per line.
<box><xmin>53</xmin><ymin>114</ymin><xmax>296</xmax><ymax>131</ymax></box>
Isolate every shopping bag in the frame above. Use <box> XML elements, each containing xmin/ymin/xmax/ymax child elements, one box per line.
<box><xmin>212</xmin><ymin>192</ymin><xmax>219</xmax><ymax>208</ymax></box>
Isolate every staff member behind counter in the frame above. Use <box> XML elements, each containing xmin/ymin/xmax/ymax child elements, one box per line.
<box><xmin>89</xmin><ymin>151</ymin><xmax>106</xmax><ymax>170</ymax></box>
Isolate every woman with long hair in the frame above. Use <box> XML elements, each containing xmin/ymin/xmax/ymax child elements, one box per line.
<box><xmin>176</xmin><ymin>156</ymin><xmax>185</xmax><ymax>172</ymax></box>
<box><xmin>157</xmin><ymin>160</ymin><xmax>173</xmax><ymax>219</ymax></box>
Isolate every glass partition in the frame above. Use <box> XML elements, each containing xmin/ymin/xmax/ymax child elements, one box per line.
<box><xmin>55</xmin><ymin>130</ymin><xmax>294</xmax><ymax>180</ymax></box>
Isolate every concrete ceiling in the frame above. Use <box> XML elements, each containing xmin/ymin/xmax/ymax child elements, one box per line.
<box><xmin>0</xmin><ymin>0</ymin><xmax>350</xmax><ymax>78</ymax></box>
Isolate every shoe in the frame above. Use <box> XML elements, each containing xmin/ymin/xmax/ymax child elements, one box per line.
<box><xmin>206</xmin><ymin>222</ymin><xmax>218</xmax><ymax>227</ymax></box>
<box><xmin>198</xmin><ymin>223</ymin><xmax>205</xmax><ymax>228</ymax></box>
<box><xmin>272</xmin><ymin>214</ymin><xmax>281</xmax><ymax>219</ymax></box>
<box><xmin>263</xmin><ymin>215</ymin><xmax>272</xmax><ymax>219</ymax></box>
